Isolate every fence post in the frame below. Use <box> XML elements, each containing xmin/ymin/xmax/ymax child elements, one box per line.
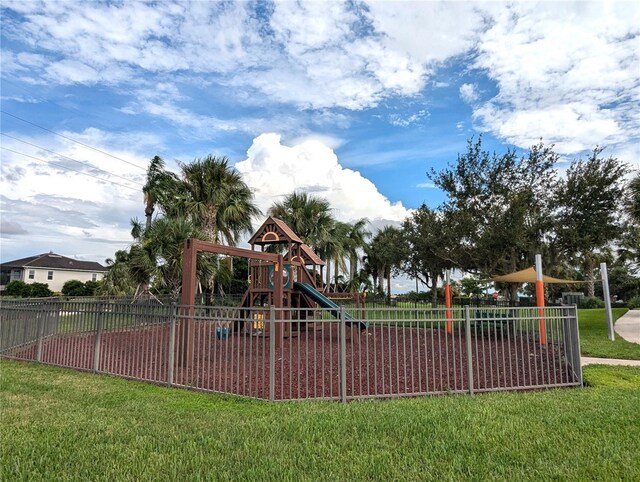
<box><xmin>571</xmin><ymin>305</ymin><xmax>583</xmax><ymax>387</ymax></box>
<box><xmin>269</xmin><ymin>305</ymin><xmax>276</xmax><ymax>401</ymax></box>
<box><xmin>562</xmin><ymin>305</ymin><xmax>582</xmax><ymax>387</ymax></box>
<box><xmin>339</xmin><ymin>306</ymin><xmax>347</xmax><ymax>403</ymax></box>
<box><xmin>168</xmin><ymin>303</ymin><xmax>177</xmax><ymax>386</ymax></box>
<box><xmin>465</xmin><ymin>306</ymin><xmax>474</xmax><ymax>395</ymax></box>
<box><xmin>36</xmin><ymin>301</ymin><xmax>45</xmax><ymax>363</ymax></box>
<box><xmin>93</xmin><ymin>301</ymin><xmax>104</xmax><ymax>372</ymax></box>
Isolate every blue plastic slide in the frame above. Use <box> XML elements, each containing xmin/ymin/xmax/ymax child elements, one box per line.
<box><xmin>293</xmin><ymin>282</ymin><xmax>368</xmax><ymax>329</ymax></box>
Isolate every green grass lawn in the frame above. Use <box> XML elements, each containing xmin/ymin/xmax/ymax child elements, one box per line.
<box><xmin>578</xmin><ymin>308</ymin><xmax>640</xmax><ymax>360</ymax></box>
<box><xmin>1</xmin><ymin>359</ymin><xmax>639</xmax><ymax>481</ymax></box>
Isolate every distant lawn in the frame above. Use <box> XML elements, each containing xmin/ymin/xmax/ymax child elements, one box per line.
<box><xmin>578</xmin><ymin>308</ymin><xmax>640</xmax><ymax>360</ymax></box>
<box><xmin>1</xmin><ymin>360</ymin><xmax>639</xmax><ymax>481</ymax></box>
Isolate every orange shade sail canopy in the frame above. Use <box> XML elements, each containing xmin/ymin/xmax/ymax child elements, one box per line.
<box><xmin>491</xmin><ymin>267</ymin><xmax>581</xmax><ymax>284</ymax></box>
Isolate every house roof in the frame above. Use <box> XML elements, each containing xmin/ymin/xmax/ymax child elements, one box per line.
<box><xmin>248</xmin><ymin>216</ymin><xmax>303</xmax><ymax>245</ymax></box>
<box><xmin>492</xmin><ymin>267</ymin><xmax>580</xmax><ymax>284</ymax></box>
<box><xmin>0</xmin><ymin>253</ymin><xmax>106</xmax><ymax>272</ymax></box>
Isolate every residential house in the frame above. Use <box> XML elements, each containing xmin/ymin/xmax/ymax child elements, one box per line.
<box><xmin>0</xmin><ymin>252</ymin><xmax>106</xmax><ymax>293</ymax></box>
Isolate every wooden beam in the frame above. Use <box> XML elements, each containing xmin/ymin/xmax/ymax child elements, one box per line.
<box><xmin>189</xmin><ymin>240</ymin><xmax>278</xmax><ymax>263</ymax></box>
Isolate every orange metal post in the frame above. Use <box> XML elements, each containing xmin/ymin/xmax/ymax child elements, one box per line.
<box><xmin>445</xmin><ymin>273</ymin><xmax>453</xmax><ymax>334</ymax></box>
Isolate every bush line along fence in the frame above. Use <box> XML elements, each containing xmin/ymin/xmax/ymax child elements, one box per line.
<box><xmin>0</xmin><ymin>298</ymin><xmax>582</xmax><ymax>401</ymax></box>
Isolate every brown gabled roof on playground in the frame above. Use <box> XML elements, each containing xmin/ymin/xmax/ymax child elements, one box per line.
<box><xmin>248</xmin><ymin>216</ymin><xmax>303</xmax><ymax>245</ymax></box>
<box><xmin>492</xmin><ymin>267</ymin><xmax>580</xmax><ymax>284</ymax></box>
<box><xmin>285</xmin><ymin>244</ymin><xmax>326</xmax><ymax>266</ymax></box>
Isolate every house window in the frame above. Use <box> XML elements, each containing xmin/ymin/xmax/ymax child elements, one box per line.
<box><xmin>92</xmin><ymin>273</ymin><xmax>97</xmax><ymax>282</ymax></box>
<box><xmin>11</xmin><ymin>270</ymin><xmax>21</xmax><ymax>280</ymax></box>
<box><xmin>47</xmin><ymin>271</ymin><xmax>54</xmax><ymax>280</ymax></box>
<box><xmin>28</xmin><ymin>270</ymin><xmax>35</xmax><ymax>280</ymax></box>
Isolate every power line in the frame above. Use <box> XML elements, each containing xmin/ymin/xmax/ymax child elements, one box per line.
<box><xmin>1</xmin><ymin>132</ymin><xmax>144</xmax><ymax>187</ymax></box>
<box><xmin>1</xmin><ymin>78</ymin><xmax>114</xmax><ymax>129</ymax></box>
<box><xmin>1</xmin><ymin>146</ymin><xmax>141</xmax><ymax>193</ymax></box>
<box><xmin>1</xmin><ymin>81</ymin><xmax>187</xmax><ymax>167</ymax></box>
<box><xmin>0</xmin><ymin>110</ymin><xmax>148</xmax><ymax>171</ymax></box>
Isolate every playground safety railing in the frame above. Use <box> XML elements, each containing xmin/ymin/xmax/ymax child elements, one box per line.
<box><xmin>0</xmin><ymin>299</ymin><xmax>582</xmax><ymax>401</ymax></box>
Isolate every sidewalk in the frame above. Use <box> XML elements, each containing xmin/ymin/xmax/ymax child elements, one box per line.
<box><xmin>614</xmin><ymin>308</ymin><xmax>640</xmax><ymax>344</ymax></box>
<box><xmin>580</xmin><ymin>309</ymin><xmax>640</xmax><ymax>367</ymax></box>
<box><xmin>581</xmin><ymin>356</ymin><xmax>640</xmax><ymax>367</ymax></box>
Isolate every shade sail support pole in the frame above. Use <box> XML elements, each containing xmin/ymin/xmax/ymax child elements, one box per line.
<box><xmin>535</xmin><ymin>254</ymin><xmax>547</xmax><ymax>346</ymax></box>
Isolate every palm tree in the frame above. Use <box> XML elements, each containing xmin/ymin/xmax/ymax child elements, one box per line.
<box><xmin>361</xmin><ymin>242</ymin><xmax>383</xmax><ymax>295</ymax></box>
<box><xmin>312</xmin><ymin>220</ymin><xmax>351</xmax><ymax>291</ymax></box>
<box><xmin>346</xmin><ymin>268</ymin><xmax>373</xmax><ymax>293</ymax></box>
<box><xmin>142</xmin><ymin>156</ymin><xmax>180</xmax><ymax>229</ymax></box>
<box><xmin>136</xmin><ymin>154</ymin><xmax>259</xmax><ymax>299</ymax></box>
<box><xmin>368</xmin><ymin>226</ymin><xmax>405</xmax><ymax>302</ymax></box>
<box><xmin>344</xmin><ymin>219</ymin><xmax>370</xmax><ymax>280</ymax></box>
<box><xmin>144</xmin><ymin>216</ymin><xmax>223</xmax><ymax>298</ymax></box>
<box><xmin>172</xmin><ymin>155</ymin><xmax>261</xmax><ymax>245</ymax></box>
<box><xmin>127</xmin><ymin>216</ymin><xmax>226</xmax><ymax>299</ymax></box>
<box><xmin>268</xmin><ymin>192</ymin><xmax>334</xmax><ymax>250</ymax></box>
<box><xmin>99</xmin><ymin>250</ymin><xmax>137</xmax><ymax>296</ymax></box>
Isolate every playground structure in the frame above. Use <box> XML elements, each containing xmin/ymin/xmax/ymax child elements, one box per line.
<box><xmin>179</xmin><ymin>216</ymin><xmax>367</xmax><ymax>365</ymax></box>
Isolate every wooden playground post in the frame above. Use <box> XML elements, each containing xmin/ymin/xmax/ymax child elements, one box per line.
<box><xmin>179</xmin><ymin>239</ymin><xmax>279</xmax><ymax>367</ymax></box>
<box><xmin>535</xmin><ymin>254</ymin><xmax>547</xmax><ymax>346</ymax></box>
<box><xmin>179</xmin><ymin>239</ymin><xmax>198</xmax><ymax>367</ymax></box>
<box><xmin>445</xmin><ymin>269</ymin><xmax>453</xmax><ymax>334</ymax></box>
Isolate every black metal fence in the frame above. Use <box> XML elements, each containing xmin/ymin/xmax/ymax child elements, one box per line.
<box><xmin>0</xmin><ymin>298</ymin><xmax>582</xmax><ymax>401</ymax></box>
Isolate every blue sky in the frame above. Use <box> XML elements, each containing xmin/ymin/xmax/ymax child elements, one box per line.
<box><xmin>1</xmin><ymin>1</ymin><xmax>639</xmax><ymax>292</ymax></box>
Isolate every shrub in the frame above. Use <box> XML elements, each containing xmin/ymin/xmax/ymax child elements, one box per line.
<box><xmin>62</xmin><ymin>280</ymin><xmax>87</xmax><ymax>296</ymax></box>
<box><xmin>83</xmin><ymin>280</ymin><xmax>101</xmax><ymax>296</ymax></box>
<box><xmin>580</xmin><ymin>296</ymin><xmax>605</xmax><ymax>309</ymax></box>
<box><xmin>627</xmin><ymin>296</ymin><xmax>640</xmax><ymax>310</ymax></box>
<box><xmin>29</xmin><ymin>282</ymin><xmax>52</xmax><ymax>298</ymax></box>
<box><xmin>5</xmin><ymin>280</ymin><xmax>31</xmax><ymax>297</ymax></box>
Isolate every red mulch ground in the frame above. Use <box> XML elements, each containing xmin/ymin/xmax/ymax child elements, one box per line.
<box><xmin>6</xmin><ymin>321</ymin><xmax>579</xmax><ymax>400</ymax></box>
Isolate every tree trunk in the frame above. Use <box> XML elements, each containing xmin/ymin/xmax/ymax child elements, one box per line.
<box><xmin>144</xmin><ymin>211</ymin><xmax>153</xmax><ymax>229</ymax></box>
<box><xmin>350</xmin><ymin>255</ymin><xmax>357</xmax><ymax>281</ymax></box>
<box><xmin>509</xmin><ymin>284</ymin><xmax>519</xmax><ymax>306</ymax></box>
<box><xmin>325</xmin><ymin>262</ymin><xmax>331</xmax><ymax>292</ymax></box>
<box><xmin>585</xmin><ymin>262</ymin><xmax>595</xmax><ymax>297</ymax></box>
<box><xmin>144</xmin><ymin>201</ymin><xmax>154</xmax><ymax>229</ymax></box>
<box><xmin>386</xmin><ymin>270</ymin><xmax>391</xmax><ymax>305</ymax></box>
<box><xmin>204</xmin><ymin>207</ymin><xmax>219</xmax><ymax>243</ymax></box>
<box><xmin>140</xmin><ymin>203</ymin><xmax>153</xmax><ymax>296</ymax></box>
<box><xmin>431</xmin><ymin>273</ymin><xmax>438</xmax><ymax>309</ymax></box>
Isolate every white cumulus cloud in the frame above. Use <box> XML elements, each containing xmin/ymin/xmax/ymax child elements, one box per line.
<box><xmin>235</xmin><ymin>133</ymin><xmax>409</xmax><ymax>225</ymax></box>
<box><xmin>472</xmin><ymin>2</ymin><xmax>640</xmax><ymax>155</ymax></box>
